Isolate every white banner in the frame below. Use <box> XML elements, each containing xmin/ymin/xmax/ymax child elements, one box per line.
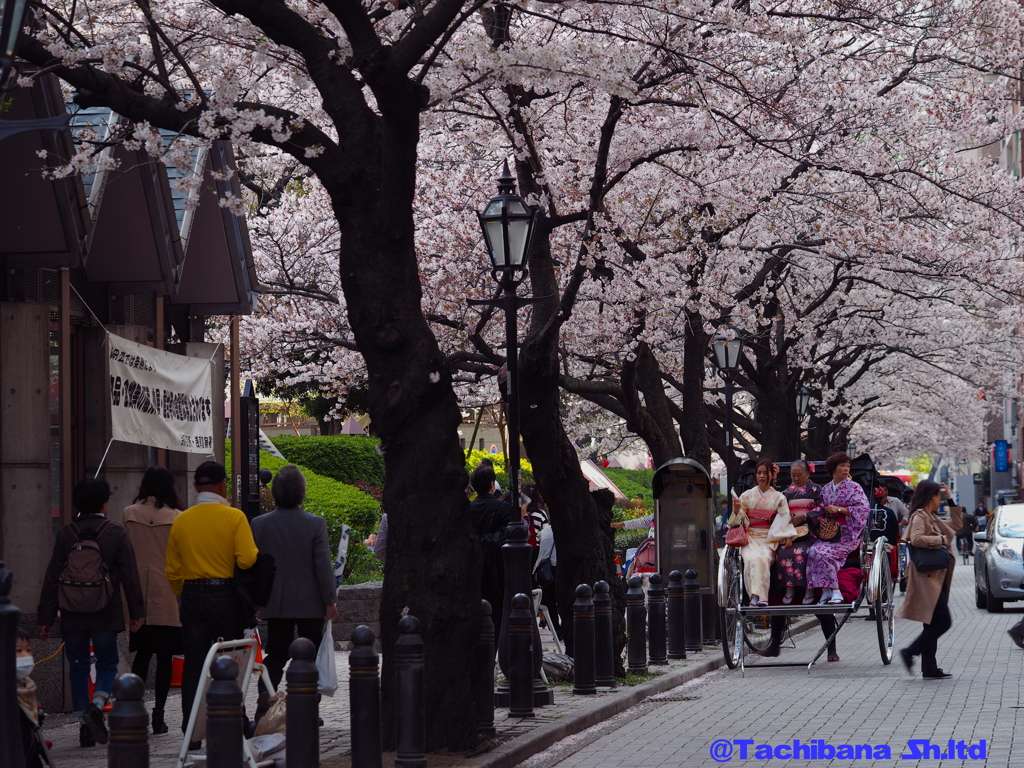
<box><xmin>107</xmin><ymin>333</ymin><xmax>214</xmax><ymax>454</ymax></box>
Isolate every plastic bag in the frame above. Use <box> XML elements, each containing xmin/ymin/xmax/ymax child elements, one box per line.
<box><xmin>317</xmin><ymin>621</ymin><xmax>338</xmax><ymax>696</ymax></box>
<box><xmin>253</xmin><ymin>691</ymin><xmax>286</xmax><ymax>737</ymax></box>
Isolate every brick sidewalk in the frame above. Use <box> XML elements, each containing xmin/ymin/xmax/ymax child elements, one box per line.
<box><xmin>515</xmin><ymin>563</ymin><xmax>1024</xmax><ymax>768</ymax></box>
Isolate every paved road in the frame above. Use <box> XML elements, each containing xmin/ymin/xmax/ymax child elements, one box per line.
<box><xmin>525</xmin><ymin>562</ymin><xmax>1024</xmax><ymax>768</ymax></box>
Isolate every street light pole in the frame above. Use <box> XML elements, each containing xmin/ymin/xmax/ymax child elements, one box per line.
<box><xmin>711</xmin><ymin>331</ymin><xmax>743</xmax><ymax>497</ymax></box>
<box><xmin>724</xmin><ymin>375</ymin><xmax>735</xmax><ymax>497</ymax></box>
<box><xmin>472</xmin><ymin>160</ymin><xmax>551</xmax><ymax>707</ymax></box>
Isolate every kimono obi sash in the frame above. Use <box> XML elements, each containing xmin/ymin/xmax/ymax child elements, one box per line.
<box><xmin>747</xmin><ymin>507</ymin><xmax>774</xmax><ymax>528</ymax></box>
<box><xmin>787</xmin><ymin>497</ymin><xmax>816</xmax><ymax>513</ymax></box>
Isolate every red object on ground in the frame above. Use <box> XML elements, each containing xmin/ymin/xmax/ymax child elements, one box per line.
<box><xmin>170</xmin><ymin>655</ymin><xmax>184</xmax><ymax>688</ymax></box>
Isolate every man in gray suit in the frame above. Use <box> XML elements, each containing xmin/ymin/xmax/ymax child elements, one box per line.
<box><xmin>250</xmin><ymin>465</ymin><xmax>339</xmax><ymax>689</ymax></box>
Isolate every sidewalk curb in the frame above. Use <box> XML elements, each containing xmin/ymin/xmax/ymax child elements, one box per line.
<box><xmin>474</xmin><ymin>618</ymin><xmax>820</xmax><ymax>768</ymax></box>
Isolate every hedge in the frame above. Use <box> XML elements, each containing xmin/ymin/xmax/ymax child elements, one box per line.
<box><xmin>271</xmin><ymin>434</ymin><xmax>385</xmax><ymax>489</ymax></box>
<box><xmin>464</xmin><ymin>449</ymin><xmax>533</xmax><ymax>492</ymax></box>
<box><xmin>226</xmin><ymin>443</ymin><xmax>383</xmax><ymax>584</ymax></box>
<box><xmin>604</xmin><ymin>467</ymin><xmax>655</xmax><ymax>502</ymax></box>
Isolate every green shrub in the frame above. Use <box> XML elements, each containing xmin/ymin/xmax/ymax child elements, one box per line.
<box><xmin>604</xmin><ymin>467</ymin><xmax>655</xmax><ymax>502</ymax></box>
<box><xmin>226</xmin><ymin>442</ymin><xmax>383</xmax><ymax>584</ymax></box>
<box><xmin>464</xmin><ymin>449</ymin><xmax>533</xmax><ymax>492</ymax></box>
<box><xmin>271</xmin><ymin>434</ymin><xmax>386</xmax><ymax>488</ymax></box>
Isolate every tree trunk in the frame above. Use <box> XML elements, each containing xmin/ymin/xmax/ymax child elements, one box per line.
<box><xmin>621</xmin><ymin>342</ymin><xmax>683</xmax><ymax>466</ymax></box>
<box><xmin>328</xmin><ymin>102</ymin><xmax>480</xmax><ymax>752</ymax></box>
<box><xmin>517</xmin><ymin>229</ymin><xmax>626</xmax><ymax>665</ymax></box>
<box><xmin>679</xmin><ymin>311</ymin><xmax>713</xmax><ymax>470</ymax></box>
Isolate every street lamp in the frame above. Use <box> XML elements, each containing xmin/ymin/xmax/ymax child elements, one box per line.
<box><xmin>711</xmin><ymin>331</ymin><xmax>743</xmax><ymax>498</ymax></box>
<box><xmin>0</xmin><ymin>1</ymin><xmax>71</xmax><ymax>143</ymax></box>
<box><xmin>796</xmin><ymin>385</ymin><xmax>811</xmax><ymax>419</ymax></box>
<box><xmin>472</xmin><ymin>160</ymin><xmax>550</xmax><ymax>706</ymax></box>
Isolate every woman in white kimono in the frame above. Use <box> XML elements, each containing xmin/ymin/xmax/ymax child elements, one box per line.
<box><xmin>729</xmin><ymin>460</ymin><xmax>798</xmax><ymax>606</ymax></box>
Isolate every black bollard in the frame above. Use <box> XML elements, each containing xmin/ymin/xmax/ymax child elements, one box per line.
<box><xmin>0</xmin><ymin>562</ymin><xmax>25</xmax><ymax>768</ymax></box>
<box><xmin>286</xmin><ymin>637</ymin><xmax>319</xmax><ymax>768</ymax></box>
<box><xmin>350</xmin><ymin>625</ymin><xmax>383</xmax><ymax>768</ymax></box>
<box><xmin>108</xmin><ymin>673</ymin><xmax>149</xmax><ymax>767</ymax></box>
<box><xmin>648</xmin><ymin>573</ymin><xmax>667</xmax><ymax>665</ymax></box>
<box><xmin>593</xmin><ymin>581</ymin><xmax>616</xmax><ymax>687</ymax></box>
<box><xmin>206</xmin><ymin>657</ymin><xmax>243</xmax><ymax>768</ymax></box>
<box><xmin>508</xmin><ymin>593</ymin><xmax>535</xmax><ymax>718</ymax></box>
<box><xmin>626</xmin><ymin>576</ymin><xmax>648</xmax><ymax>675</ymax></box>
<box><xmin>666</xmin><ymin>570</ymin><xmax>687</xmax><ymax>659</ymax></box>
<box><xmin>395</xmin><ymin>616</ymin><xmax>426</xmax><ymax>768</ymax></box>
<box><xmin>572</xmin><ymin>584</ymin><xmax>596</xmax><ymax>695</ymax></box>
<box><xmin>683</xmin><ymin>569</ymin><xmax>703</xmax><ymax>652</ymax></box>
<box><xmin>497</xmin><ymin>522</ymin><xmax>552</xmax><ymax>707</ymax></box>
<box><xmin>475</xmin><ymin>600</ymin><xmax>496</xmax><ymax>737</ymax></box>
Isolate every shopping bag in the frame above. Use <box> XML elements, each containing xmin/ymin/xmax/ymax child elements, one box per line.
<box><xmin>316</xmin><ymin>621</ymin><xmax>338</xmax><ymax>696</ymax></box>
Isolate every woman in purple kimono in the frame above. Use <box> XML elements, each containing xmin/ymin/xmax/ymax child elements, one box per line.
<box><xmin>779</xmin><ymin>460</ymin><xmax>823</xmax><ymax>604</ymax></box>
<box><xmin>807</xmin><ymin>452</ymin><xmax>870</xmax><ymax>604</ymax></box>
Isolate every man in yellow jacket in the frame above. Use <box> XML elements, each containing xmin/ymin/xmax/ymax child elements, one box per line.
<box><xmin>166</xmin><ymin>461</ymin><xmax>258</xmax><ymax>744</ymax></box>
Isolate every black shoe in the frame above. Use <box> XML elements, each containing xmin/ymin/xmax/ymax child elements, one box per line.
<box><xmin>188</xmin><ymin>740</ymin><xmax>202</xmax><ymax>751</ymax></box>
<box><xmin>152</xmin><ymin>708</ymin><xmax>168</xmax><ymax>735</ymax></box>
<box><xmin>864</xmin><ymin>613</ymin><xmax>876</xmax><ymax>621</ymax></box>
<box><xmin>83</xmin><ymin>703</ymin><xmax>109</xmax><ymax>745</ymax></box>
<box><xmin>899</xmin><ymin>648</ymin><xmax>914</xmax><ymax>675</ymax></box>
<box><xmin>79</xmin><ymin>723</ymin><xmax>96</xmax><ymax>748</ymax></box>
<box><xmin>1008</xmin><ymin>629</ymin><xmax>1024</xmax><ymax>649</ymax></box>
<box><xmin>922</xmin><ymin>669</ymin><xmax>952</xmax><ymax>679</ymax></box>
<box><xmin>756</xmin><ymin>644</ymin><xmax>781</xmax><ymax>658</ymax></box>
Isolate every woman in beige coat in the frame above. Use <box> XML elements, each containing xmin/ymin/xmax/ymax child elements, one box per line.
<box><xmin>123</xmin><ymin>467</ymin><xmax>183</xmax><ymax>734</ymax></box>
<box><xmin>898</xmin><ymin>479</ymin><xmax>962</xmax><ymax>680</ymax></box>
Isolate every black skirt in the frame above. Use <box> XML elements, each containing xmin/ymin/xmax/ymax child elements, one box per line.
<box><xmin>129</xmin><ymin>624</ymin><xmax>184</xmax><ymax>656</ymax></box>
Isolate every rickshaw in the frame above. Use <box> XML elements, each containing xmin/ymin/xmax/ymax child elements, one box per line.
<box><xmin>718</xmin><ymin>456</ymin><xmax>896</xmax><ymax>673</ymax></box>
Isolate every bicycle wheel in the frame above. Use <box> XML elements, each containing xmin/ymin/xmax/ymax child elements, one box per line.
<box><xmin>721</xmin><ymin>554</ymin><xmax>743</xmax><ymax>669</ymax></box>
<box><xmin>875</xmin><ymin>549</ymin><xmax>895</xmax><ymax>664</ymax></box>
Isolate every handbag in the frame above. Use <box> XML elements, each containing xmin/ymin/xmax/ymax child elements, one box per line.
<box><xmin>815</xmin><ymin>514</ymin><xmax>840</xmax><ymax>542</ymax></box>
<box><xmin>909</xmin><ymin>544</ymin><xmax>950</xmax><ymax>572</ymax></box>
<box><xmin>535</xmin><ymin>559</ymin><xmax>555</xmax><ymax>589</ymax></box>
<box><xmin>725</xmin><ymin>526</ymin><xmax>748</xmax><ymax>547</ymax></box>
<box><xmin>316</xmin><ymin>621</ymin><xmax>338</xmax><ymax>696</ymax></box>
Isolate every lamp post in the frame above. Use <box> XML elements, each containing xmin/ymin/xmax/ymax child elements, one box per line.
<box><xmin>471</xmin><ymin>160</ymin><xmax>551</xmax><ymax>706</ymax></box>
<box><xmin>711</xmin><ymin>331</ymin><xmax>743</xmax><ymax>497</ymax></box>
<box><xmin>0</xmin><ymin>1</ymin><xmax>70</xmax><ymax>142</ymax></box>
<box><xmin>796</xmin><ymin>385</ymin><xmax>811</xmax><ymax>420</ymax></box>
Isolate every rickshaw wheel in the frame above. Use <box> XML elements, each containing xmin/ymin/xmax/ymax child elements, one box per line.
<box><xmin>744</xmin><ymin>612</ymin><xmax>776</xmax><ymax>654</ymax></box>
<box><xmin>721</xmin><ymin>554</ymin><xmax>743</xmax><ymax>669</ymax></box>
<box><xmin>875</xmin><ymin>550</ymin><xmax>895</xmax><ymax>664</ymax></box>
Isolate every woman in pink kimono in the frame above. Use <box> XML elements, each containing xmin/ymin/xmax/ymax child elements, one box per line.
<box><xmin>730</xmin><ymin>460</ymin><xmax>797</xmax><ymax>606</ymax></box>
<box><xmin>806</xmin><ymin>452</ymin><xmax>870</xmax><ymax>604</ymax></box>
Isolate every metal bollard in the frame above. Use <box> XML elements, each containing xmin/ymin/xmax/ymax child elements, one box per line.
<box><xmin>593</xmin><ymin>580</ymin><xmax>616</xmax><ymax>687</ymax></box>
<box><xmin>286</xmin><ymin>637</ymin><xmax>319</xmax><ymax>768</ymax></box>
<box><xmin>475</xmin><ymin>600</ymin><xmax>496</xmax><ymax>737</ymax></box>
<box><xmin>0</xmin><ymin>561</ymin><xmax>25</xmax><ymax>768</ymax></box>
<box><xmin>508</xmin><ymin>593</ymin><xmax>535</xmax><ymax>718</ymax></box>
<box><xmin>107</xmin><ymin>673</ymin><xmax>149</xmax><ymax>768</ymax></box>
<box><xmin>666</xmin><ymin>570</ymin><xmax>687</xmax><ymax>659</ymax></box>
<box><xmin>395</xmin><ymin>616</ymin><xmax>426</xmax><ymax>768</ymax></box>
<box><xmin>350</xmin><ymin>625</ymin><xmax>383</xmax><ymax>768</ymax></box>
<box><xmin>626</xmin><ymin>576</ymin><xmax>648</xmax><ymax>675</ymax></box>
<box><xmin>648</xmin><ymin>573</ymin><xmax>667</xmax><ymax>665</ymax></box>
<box><xmin>683</xmin><ymin>569</ymin><xmax>703</xmax><ymax>652</ymax></box>
<box><xmin>206</xmin><ymin>657</ymin><xmax>243</xmax><ymax>768</ymax></box>
<box><xmin>572</xmin><ymin>584</ymin><xmax>596</xmax><ymax>695</ymax></box>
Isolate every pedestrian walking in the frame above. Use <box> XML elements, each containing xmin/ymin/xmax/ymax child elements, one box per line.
<box><xmin>898</xmin><ymin>480</ymin><xmax>961</xmax><ymax>679</ymax></box>
<box><xmin>250</xmin><ymin>464</ymin><xmax>339</xmax><ymax>691</ymax></box>
<box><xmin>122</xmin><ymin>466</ymin><xmax>185</xmax><ymax>735</ymax></box>
<box><xmin>37</xmin><ymin>478</ymin><xmax>145</xmax><ymax>748</ymax></box>
<box><xmin>165</xmin><ymin>461</ymin><xmax>259</xmax><ymax>746</ymax></box>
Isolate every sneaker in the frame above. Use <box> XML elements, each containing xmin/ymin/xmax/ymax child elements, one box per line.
<box><xmin>79</xmin><ymin>723</ymin><xmax>95</xmax><ymax>748</ymax></box>
<box><xmin>922</xmin><ymin>670</ymin><xmax>952</xmax><ymax>679</ymax></box>
<box><xmin>83</xmin><ymin>703</ymin><xmax>109</xmax><ymax>745</ymax></box>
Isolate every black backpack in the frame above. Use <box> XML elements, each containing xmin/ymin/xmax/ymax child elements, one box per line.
<box><xmin>58</xmin><ymin>520</ymin><xmax>114</xmax><ymax>613</ymax></box>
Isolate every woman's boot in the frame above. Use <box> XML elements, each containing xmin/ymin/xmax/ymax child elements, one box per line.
<box><xmin>152</xmin><ymin>708</ymin><xmax>168</xmax><ymax>735</ymax></box>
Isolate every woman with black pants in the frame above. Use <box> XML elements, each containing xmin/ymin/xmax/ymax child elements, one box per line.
<box><xmin>898</xmin><ymin>479</ymin><xmax>961</xmax><ymax>679</ymax></box>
